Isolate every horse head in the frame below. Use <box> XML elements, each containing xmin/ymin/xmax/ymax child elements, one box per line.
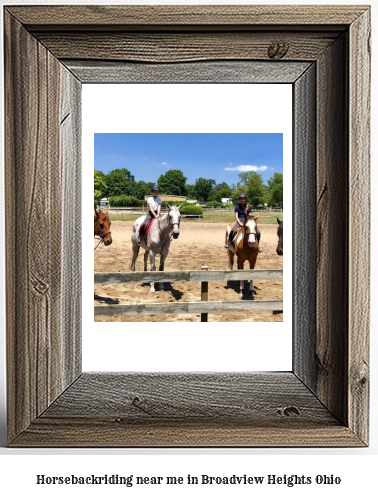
<box><xmin>94</xmin><ymin>209</ymin><xmax>112</xmax><ymax>246</ymax></box>
<box><xmin>244</xmin><ymin>215</ymin><xmax>259</xmax><ymax>247</ymax></box>
<box><xmin>276</xmin><ymin>218</ymin><xmax>283</xmax><ymax>255</ymax></box>
<box><xmin>166</xmin><ymin>203</ymin><xmax>182</xmax><ymax>239</ymax></box>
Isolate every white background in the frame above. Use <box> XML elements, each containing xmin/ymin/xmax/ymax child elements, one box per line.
<box><xmin>0</xmin><ymin>0</ymin><xmax>377</xmax><ymax>498</ymax></box>
<box><xmin>84</xmin><ymin>83</ymin><xmax>292</xmax><ymax>372</ymax></box>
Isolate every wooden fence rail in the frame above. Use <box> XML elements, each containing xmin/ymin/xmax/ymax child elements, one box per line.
<box><xmin>94</xmin><ymin>269</ymin><xmax>283</xmax><ymax>285</ymax></box>
<box><xmin>95</xmin><ymin>300</ymin><xmax>283</xmax><ymax>317</ymax></box>
<box><xmin>94</xmin><ymin>269</ymin><xmax>283</xmax><ymax>320</ymax></box>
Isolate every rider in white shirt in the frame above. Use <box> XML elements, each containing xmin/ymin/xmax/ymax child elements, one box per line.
<box><xmin>138</xmin><ymin>185</ymin><xmax>162</xmax><ymax>243</ymax></box>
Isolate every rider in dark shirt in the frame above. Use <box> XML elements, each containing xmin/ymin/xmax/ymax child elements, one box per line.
<box><xmin>225</xmin><ymin>193</ymin><xmax>262</xmax><ymax>251</ymax></box>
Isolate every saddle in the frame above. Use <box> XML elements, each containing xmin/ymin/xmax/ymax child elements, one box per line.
<box><xmin>227</xmin><ymin>226</ymin><xmax>244</xmax><ymax>253</ymax></box>
<box><xmin>139</xmin><ymin>218</ymin><xmax>155</xmax><ymax>238</ymax></box>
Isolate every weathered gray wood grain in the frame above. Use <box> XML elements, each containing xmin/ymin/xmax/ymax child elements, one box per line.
<box><xmin>66</xmin><ymin>60</ymin><xmax>312</xmax><ymax>84</ymax></box>
<box><xmin>316</xmin><ymin>34</ymin><xmax>349</xmax><ymax>426</ymax></box>
<box><xmin>348</xmin><ymin>9</ymin><xmax>370</xmax><ymax>445</ymax></box>
<box><xmin>42</xmin><ymin>373</ymin><xmax>337</xmax><ymax>422</ymax></box>
<box><xmin>35</xmin><ymin>32</ymin><xmax>340</xmax><ymax>63</ymax></box>
<box><xmin>293</xmin><ymin>65</ymin><xmax>317</xmax><ymax>390</ymax></box>
<box><xmin>94</xmin><ymin>300</ymin><xmax>284</xmax><ymax>317</ymax></box>
<box><xmin>12</xmin><ymin>420</ymin><xmax>364</xmax><ymax>448</ymax></box>
<box><xmin>7</xmin><ymin>5</ymin><xmax>367</xmax><ymax>29</ymax></box>
<box><xmin>5</xmin><ymin>10</ymin><xmax>82</xmax><ymax>445</ymax></box>
<box><xmin>5</xmin><ymin>12</ymin><xmax>63</xmax><ymax>443</ymax></box>
<box><xmin>95</xmin><ymin>269</ymin><xmax>283</xmax><ymax>285</ymax></box>
<box><xmin>60</xmin><ymin>67</ymin><xmax>82</xmax><ymax>388</ymax></box>
<box><xmin>13</xmin><ymin>373</ymin><xmax>363</xmax><ymax>447</ymax></box>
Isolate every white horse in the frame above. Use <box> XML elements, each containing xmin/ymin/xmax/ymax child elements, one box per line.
<box><xmin>131</xmin><ymin>204</ymin><xmax>183</xmax><ymax>292</ymax></box>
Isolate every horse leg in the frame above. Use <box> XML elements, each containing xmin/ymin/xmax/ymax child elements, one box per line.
<box><xmin>157</xmin><ymin>245</ymin><xmax>170</xmax><ymax>291</ymax></box>
<box><xmin>149</xmin><ymin>250</ymin><xmax>156</xmax><ymax>292</ymax></box>
<box><xmin>249</xmin><ymin>257</ymin><xmax>258</xmax><ymax>299</ymax></box>
<box><xmin>228</xmin><ymin>249</ymin><xmax>234</xmax><ymax>270</ymax></box>
<box><xmin>238</xmin><ymin>260</ymin><xmax>244</xmax><ymax>297</ymax></box>
<box><xmin>141</xmin><ymin>250</ymin><xmax>149</xmax><ymax>287</ymax></box>
<box><xmin>130</xmin><ymin>239</ymin><xmax>140</xmax><ymax>271</ymax></box>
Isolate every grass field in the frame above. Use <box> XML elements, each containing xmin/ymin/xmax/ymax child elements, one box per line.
<box><xmin>109</xmin><ymin>210</ymin><xmax>283</xmax><ymax>224</ymax></box>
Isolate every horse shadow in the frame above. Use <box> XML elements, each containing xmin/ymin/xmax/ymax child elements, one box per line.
<box><xmin>164</xmin><ymin>283</ymin><xmax>184</xmax><ymax>300</ymax></box>
<box><xmin>140</xmin><ymin>282</ymin><xmax>184</xmax><ymax>300</ymax></box>
<box><xmin>224</xmin><ymin>281</ymin><xmax>261</xmax><ymax>301</ymax></box>
<box><xmin>94</xmin><ymin>294</ymin><xmax>119</xmax><ymax>304</ymax></box>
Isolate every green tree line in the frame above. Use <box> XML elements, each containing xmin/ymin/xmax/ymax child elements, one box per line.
<box><xmin>94</xmin><ymin>168</ymin><xmax>283</xmax><ymax>208</ymax></box>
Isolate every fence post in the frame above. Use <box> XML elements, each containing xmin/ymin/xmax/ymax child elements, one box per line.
<box><xmin>201</xmin><ymin>265</ymin><xmax>209</xmax><ymax>322</ymax></box>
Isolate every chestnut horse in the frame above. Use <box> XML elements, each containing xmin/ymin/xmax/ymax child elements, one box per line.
<box><xmin>94</xmin><ymin>209</ymin><xmax>112</xmax><ymax>247</ymax></box>
<box><xmin>226</xmin><ymin>215</ymin><xmax>260</xmax><ymax>298</ymax></box>
<box><xmin>276</xmin><ymin>218</ymin><xmax>283</xmax><ymax>255</ymax></box>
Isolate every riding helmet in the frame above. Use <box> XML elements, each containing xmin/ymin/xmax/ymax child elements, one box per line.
<box><xmin>239</xmin><ymin>193</ymin><xmax>247</xmax><ymax>200</ymax></box>
<box><xmin>151</xmin><ymin>185</ymin><xmax>160</xmax><ymax>192</ymax></box>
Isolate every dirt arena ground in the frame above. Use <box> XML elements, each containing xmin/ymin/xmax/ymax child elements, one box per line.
<box><xmin>94</xmin><ymin>221</ymin><xmax>283</xmax><ymax>322</ymax></box>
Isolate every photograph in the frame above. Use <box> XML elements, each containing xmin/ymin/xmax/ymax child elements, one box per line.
<box><xmin>93</xmin><ymin>133</ymin><xmax>284</xmax><ymax>323</ymax></box>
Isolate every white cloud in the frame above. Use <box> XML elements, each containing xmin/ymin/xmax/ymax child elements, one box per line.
<box><xmin>224</xmin><ymin>165</ymin><xmax>269</xmax><ymax>172</ymax></box>
<box><xmin>109</xmin><ymin>153</ymin><xmax>126</xmax><ymax>159</ymax></box>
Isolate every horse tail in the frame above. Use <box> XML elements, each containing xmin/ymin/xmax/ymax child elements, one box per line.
<box><xmin>130</xmin><ymin>243</ymin><xmax>140</xmax><ymax>270</ymax></box>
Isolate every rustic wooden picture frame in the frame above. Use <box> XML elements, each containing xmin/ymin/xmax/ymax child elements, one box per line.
<box><xmin>5</xmin><ymin>5</ymin><xmax>370</xmax><ymax>447</ymax></box>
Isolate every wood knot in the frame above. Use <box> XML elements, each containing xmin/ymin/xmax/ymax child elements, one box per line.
<box><xmin>268</xmin><ymin>42</ymin><xmax>289</xmax><ymax>59</ymax></box>
<box><xmin>132</xmin><ymin>396</ymin><xmax>142</xmax><ymax>406</ymax></box>
<box><xmin>277</xmin><ymin>406</ymin><xmax>300</xmax><ymax>417</ymax></box>
<box><xmin>360</xmin><ymin>376</ymin><xmax>367</xmax><ymax>386</ymax></box>
<box><xmin>131</xmin><ymin>395</ymin><xmax>152</xmax><ymax>415</ymax></box>
<box><xmin>32</xmin><ymin>279</ymin><xmax>49</xmax><ymax>296</ymax></box>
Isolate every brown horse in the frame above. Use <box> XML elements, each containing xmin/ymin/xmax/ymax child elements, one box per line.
<box><xmin>276</xmin><ymin>218</ymin><xmax>283</xmax><ymax>255</ymax></box>
<box><xmin>94</xmin><ymin>209</ymin><xmax>112</xmax><ymax>247</ymax></box>
<box><xmin>226</xmin><ymin>215</ymin><xmax>260</xmax><ymax>298</ymax></box>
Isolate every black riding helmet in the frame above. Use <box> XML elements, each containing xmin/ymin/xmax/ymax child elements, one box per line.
<box><xmin>239</xmin><ymin>193</ymin><xmax>247</xmax><ymax>201</ymax></box>
<box><xmin>151</xmin><ymin>184</ymin><xmax>160</xmax><ymax>193</ymax></box>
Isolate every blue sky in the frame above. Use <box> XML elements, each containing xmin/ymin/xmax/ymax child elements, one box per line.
<box><xmin>94</xmin><ymin>133</ymin><xmax>283</xmax><ymax>186</ymax></box>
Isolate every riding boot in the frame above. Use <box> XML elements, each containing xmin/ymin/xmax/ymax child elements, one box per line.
<box><xmin>138</xmin><ymin>225</ymin><xmax>145</xmax><ymax>244</ymax></box>
<box><xmin>224</xmin><ymin>231</ymin><xmax>234</xmax><ymax>248</ymax></box>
